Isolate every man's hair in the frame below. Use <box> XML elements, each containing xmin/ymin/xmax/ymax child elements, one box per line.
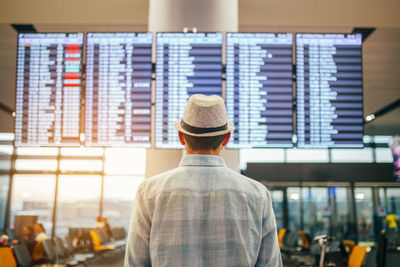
<box><xmin>183</xmin><ymin>133</ymin><xmax>227</xmax><ymax>151</ymax></box>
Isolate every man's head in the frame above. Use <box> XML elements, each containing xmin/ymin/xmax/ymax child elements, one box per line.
<box><xmin>182</xmin><ymin>133</ymin><xmax>227</xmax><ymax>151</ymax></box>
<box><xmin>175</xmin><ymin>94</ymin><xmax>234</xmax><ymax>154</ymax></box>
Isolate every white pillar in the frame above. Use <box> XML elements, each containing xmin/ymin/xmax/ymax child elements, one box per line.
<box><xmin>148</xmin><ymin>0</ymin><xmax>238</xmax><ymax>32</ymax></box>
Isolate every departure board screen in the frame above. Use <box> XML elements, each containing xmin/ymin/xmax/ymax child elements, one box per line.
<box><xmin>296</xmin><ymin>33</ymin><xmax>363</xmax><ymax>148</ymax></box>
<box><xmin>15</xmin><ymin>33</ymin><xmax>83</xmax><ymax>147</ymax></box>
<box><xmin>155</xmin><ymin>32</ymin><xmax>223</xmax><ymax>148</ymax></box>
<box><xmin>85</xmin><ymin>33</ymin><xmax>152</xmax><ymax>147</ymax></box>
<box><xmin>226</xmin><ymin>33</ymin><xmax>294</xmax><ymax>148</ymax></box>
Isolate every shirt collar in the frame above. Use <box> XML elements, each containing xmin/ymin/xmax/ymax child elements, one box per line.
<box><xmin>179</xmin><ymin>154</ymin><xmax>227</xmax><ymax>167</ymax></box>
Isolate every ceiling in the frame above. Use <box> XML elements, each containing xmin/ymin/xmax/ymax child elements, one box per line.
<box><xmin>0</xmin><ymin>0</ymin><xmax>399</xmax><ymax>135</ymax></box>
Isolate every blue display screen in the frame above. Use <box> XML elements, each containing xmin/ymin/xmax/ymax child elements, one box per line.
<box><xmin>15</xmin><ymin>33</ymin><xmax>84</xmax><ymax>146</ymax></box>
<box><xmin>296</xmin><ymin>33</ymin><xmax>364</xmax><ymax>148</ymax></box>
<box><xmin>155</xmin><ymin>33</ymin><xmax>223</xmax><ymax>149</ymax></box>
<box><xmin>85</xmin><ymin>33</ymin><xmax>153</xmax><ymax>147</ymax></box>
<box><xmin>226</xmin><ymin>33</ymin><xmax>294</xmax><ymax>148</ymax></box>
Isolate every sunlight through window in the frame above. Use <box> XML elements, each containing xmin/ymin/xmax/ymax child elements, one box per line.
<box><xmin>10</xmin><ymin>175</ymin><xmax>55</xmax><ymax>233</ymax></box>
<box><xmin>60</xmin><ymin>160</ymin><xmax>103</xmax><ymax>172</ymax></box>
<box><xmin>0</xmin><ymin>176</ymin><xmax>9</xmax><ymax>228</ymax></box>
<box><xmin>16</xmin><ymin>147</ymin><xmax>58</xmax><ymax>156</ymax></box>
<box><xmin>60</xmin><ymin>147</ymin><xmax>104</xmax><ymax>156</ymax></box>
<box><xmin>105</xmin><ymin>148</ymin><xmax>146</xmax><ymax>175</ymax></box>
<box><xmin>56</xmin><ymin>175</ymin><xmax>101</xmax><ymax>237</ymax></box>
<box><xmin>15</xmin><ymin>159</ymin><xmax>58</xmax><ymax>171</ymax></box>
<box><xmin>103</xmin><ymin>176</ymin><xmax>144</xmax><ymax>229</ymax></box>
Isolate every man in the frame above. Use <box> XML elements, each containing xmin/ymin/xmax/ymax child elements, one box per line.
<box><xmin>125</xmin><ymin>94</ymin><xmax>282</xmax><ymax>267</ymax></box>
<box><xmin>33</xmin><ymin>223</ymin><xmax>49</xmax><ymax>242</ymax></box>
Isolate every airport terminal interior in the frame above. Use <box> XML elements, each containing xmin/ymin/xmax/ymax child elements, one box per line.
<box><xmin>0</xmin><ymin>0</ymin><xmax>400</xmax><ymax>266</ymax></box>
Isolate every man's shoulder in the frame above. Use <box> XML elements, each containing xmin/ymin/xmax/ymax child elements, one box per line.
<box><xmin>221</xmin><ymin>167</ymin><xmax>270</xmax><ymax>198</ymax></box>
<box><xmin>147</xmin><ymin>167</ymin><xmax>178</xmax><ymax>181</ymax></box>
<box><xmin>137</xmin><ymin>168</ymin><xmax>179</xmax><ymax>195</ymax></box>
<box><xmin>138</xmin><ymin>165</ymin><xmax>270</xmax><ymax>200</ymax></box>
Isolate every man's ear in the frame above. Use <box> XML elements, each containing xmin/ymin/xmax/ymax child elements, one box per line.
<box><xmin>221</xmin><ymin>132</ymin><xmax>231</xmax><ymax>147</ymax></box>
<box><xmin>178</xmin><ymin>131</ymin><xmax>186</xmax><ymax>146</ymax></box>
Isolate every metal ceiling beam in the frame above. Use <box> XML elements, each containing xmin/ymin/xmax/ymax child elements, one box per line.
<box><xmin>352</xmin><ymin>27</ymin><xmax>376</xmax><ymax>42</ymax></box>
<box><xmin>11</xmin><ymin>24</ymin><xmax>37</xmax><ymax>33</ymax></box>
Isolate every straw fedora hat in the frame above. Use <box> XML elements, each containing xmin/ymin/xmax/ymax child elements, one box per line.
<box><xmin>174</xmin><ymin>94</ymin><xmax>235</xmax><ymax>137</ymax></box>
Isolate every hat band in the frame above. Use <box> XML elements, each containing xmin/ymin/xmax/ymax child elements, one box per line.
<box><xmin>181</xmin><ymin>120</ymin><xmax>227</xmax><ymax>134</ymax></box>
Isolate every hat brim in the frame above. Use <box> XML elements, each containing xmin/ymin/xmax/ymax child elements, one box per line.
<box><xmin>174</xmin><ymin>119</ymin><xmax>235</xmax><ymax>137</ymax></box>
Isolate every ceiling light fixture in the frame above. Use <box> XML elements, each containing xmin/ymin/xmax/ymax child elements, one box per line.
<box><xmin>365</xmin><ymin>114</ymin><xmax>375</xmax><ymax>122</ymax></box>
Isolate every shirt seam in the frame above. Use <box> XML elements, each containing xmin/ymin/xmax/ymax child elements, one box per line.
<box><xmin>179</xmin><ymin>164</ymin><xmax>226</xmax><ymax>167</ymax></box>
<box><xmin>143</xmin><ymin>188</ymin><xmax>267</xmax><ymax>202</ymax></box>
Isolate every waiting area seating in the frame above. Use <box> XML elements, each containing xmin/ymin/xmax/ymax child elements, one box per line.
<box><xmin>278</xmin><ymin>228</ymin><xmax>400</xmax><ymax>267</ymax></box>
<box><xmin>0</xmin><ymin>247</ymin><xmax>17</xmax><ymax>267</ymax></box>
<box><xmin>348</xmin><ymin>246</ymin><xmax>367</xmax><ymax>267</ymax></box>
<box><xmin>0</xmin><ymin>226</ymin><xmax>127</xmax><ymax>267</ymax></box>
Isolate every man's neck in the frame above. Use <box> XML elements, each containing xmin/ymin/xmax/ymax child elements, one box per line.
<box><xmin>185</xmin><ymin>147</ymin><xmax>221</xmax><ymax>156</ymax></box>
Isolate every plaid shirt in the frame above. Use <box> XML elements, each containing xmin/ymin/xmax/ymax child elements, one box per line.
<box><xmin>124</xmin><ymin>154</ymin><xmax>282</xmax><ymax>267</ymax></box>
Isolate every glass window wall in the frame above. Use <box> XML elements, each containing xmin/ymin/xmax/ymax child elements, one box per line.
<box><xmin>56</xmin><ymin>175</ymin><xmax>101</xmax><ymax>237</ymax></box>
<box><xmin>10</xmin><ymin>175</ymin><xmax>56</xmax><ymax>234</ymax></box>
<box><xmin>0</xmin><ymin>175</ymin><xmax>9</xmax><ymax>229</ymax></box>
<box><xmin>354</xmin><ymin>187</ymin><xmax>374</xmax><ymax>241</ymax></box>
<box><xmin>103</xmin><ymin>176</ymin><xmax>144</xmax><ymax>230</ymax></box>
<box><xmin>386</xmin><ymin>188</ymin><xmax>400</xmax><ymax>217</ymax></box>
<box><xmin>270</xmin><ymin>190</ymin><xmax>284</xmax><ymax>230</ymax></box>
<box><xmin>287</xmin><ymin>187</ymin><xmax>301</xmax><ymax>231</ymax></box>
<box><xmin>379</xmin><ymin>187</ymin><xmax>400</xmax><ymax>218</ymax></box>
<box><xmin>302</xmin><ymin>187</ymin><xmax>329</xmax><ymax>237</ymax></box>
<box><xmin>334</xmin><ymin>187</ymin><xmax>355</xmax><ymax>241</ymax></box>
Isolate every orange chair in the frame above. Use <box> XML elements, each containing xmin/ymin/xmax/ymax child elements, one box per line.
<box><xmin>343</xmin><ymin>240</ymin><xmax>356</xmax><ymax>253</ymax></box>
<box><xmin>298</xmin><ymin>230</ymin><xmax>310</xmax><ymax>249</ymax></box>
<box><xmin>0</xmin><ymin>247</ymin><xmax>17</xmax><ymax>267</ymax></box>
<box><xmin>32</xmin><ymin>241</ymin><xmax>45</xmax><ymax>262</ymax></box>
<box><xmin>348</xmin><ymin>245</ymin><xmax>367</xmax><ymax>267</ymax></box>
<box><xmin>89</xmin><ymin>230</ymin><xmax>115</xmax><ymax>251</ymax></box>
<box><xmin>278</xmin><ymin>228</ymin><xmax>287</xmax><ymax>247</ymax></box>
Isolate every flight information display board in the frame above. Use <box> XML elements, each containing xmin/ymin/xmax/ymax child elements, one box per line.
<box><xmin>85</xmin><ymin>33</ymin><xmax>152</xmax><ymax>147</ymax></box>
<box><xmin>155</xmin><ymin>32</ymin><xmax>223</xmax><ymax>148</ymax></box>
<box><xmin>15</xmin><ymin>33</ymin><xmax>83</xmax><ymax>147</ymax></box>
<box><xmin>226</xmin><ymin>33</ymin><xmax>294</xmax><ymax>148</ymax></box>
<box><xmin>296</xmin><ymin>33</ymin><xmax>363</xmax><ymax>148</ymax></box>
